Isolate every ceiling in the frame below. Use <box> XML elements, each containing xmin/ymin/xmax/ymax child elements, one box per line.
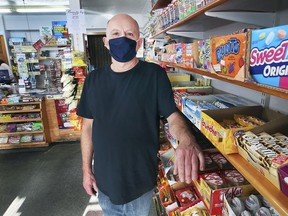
<box><xmin>0</xmin><ymin>0</ymin><xmax>149</xmax><ymax>15</ymax></box>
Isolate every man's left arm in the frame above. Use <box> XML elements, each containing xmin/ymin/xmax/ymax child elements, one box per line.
<box><xmin>167</xmin><ymin>111</ymin><xmax>205</xmax><ymax>183</ymax></box>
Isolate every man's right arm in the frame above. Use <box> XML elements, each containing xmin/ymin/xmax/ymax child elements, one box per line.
<box><xmin>81</xmin><ymin>117</ymin><xmax>97</xmax><ymax>196</ymax></box>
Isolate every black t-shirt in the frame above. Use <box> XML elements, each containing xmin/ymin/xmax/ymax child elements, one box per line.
<box><xmin>77</xmin><ymin>60</ymin><xmax>177</xmax><ymax>204</ymax></box>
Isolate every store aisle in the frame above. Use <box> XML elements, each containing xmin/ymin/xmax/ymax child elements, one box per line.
<box><xmin>0</xmin><ymin>143</ymin><xmax>157</xmax><ymax>216</ymax></box>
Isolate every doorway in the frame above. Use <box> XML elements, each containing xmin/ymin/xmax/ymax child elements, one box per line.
<box><xmin>86</xmin><ymin>33</ymin><xmax>111</xmax><ymax>70</ymax></box>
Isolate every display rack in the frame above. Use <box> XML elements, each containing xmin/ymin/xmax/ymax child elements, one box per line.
<box><xmin>148</xmin><ymin>0</ymin><xmax>288</xmax><ymax>214</ymax></box>
<box><xmin>0</xmin><ymin>101</ymin><xmax>49</xmax><ymax>149</ymax></box>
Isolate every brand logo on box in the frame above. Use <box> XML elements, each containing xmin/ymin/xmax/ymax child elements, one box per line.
<box><xmin>250</xmin><ymin>40</ymin><xmax>288</xmax><ymax>78</ymax></box>
<box><xmin>202</xmin><ymin>119</ymin><xmax>218</xmax><ymax>137</ymax></box>
<box><xmin>215</xmin><ymin>38</ymin><xmax>240</xmax><ymax>63</ymax></box>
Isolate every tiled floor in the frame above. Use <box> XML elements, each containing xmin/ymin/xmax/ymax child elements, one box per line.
<box><xmin>0</xmin><ymin>142</ymin><xmax>157</xmax><ymax>216</ymax></box>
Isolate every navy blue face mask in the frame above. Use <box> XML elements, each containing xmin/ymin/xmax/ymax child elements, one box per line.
<box><xmin>108</xmin><ymin>37</ymin><xmax>137</xmax><ymax>62</ymax></box>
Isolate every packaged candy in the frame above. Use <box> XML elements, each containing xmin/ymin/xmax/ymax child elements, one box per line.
<box><xmin>20</xmin><ymin>134</ymin><xmax>33</xmax><ymax>143</ymax></box>
<box><xmin>201</xmin><ymin>172</ymin><xmax>225</xmax><ymax>189</ymax></box>
<box><xmin>174</xmin><ymin>187</ymin><xmax>199</xmax><ymax>208</ymax></box>
<box><xmin>255</xmin><ymin>207</ymin><xmax>271</xmax><ymax>216</ymax></box>
<box><xmin>8</xmin><ymin>135</ymin><xmax>20</xmax><ymax>144</ymax></box>
<box><xmin>240</xmin><ymin>210</ymin><xmax>252</xmax><ymax>216</ymax></box>
<box><xmin>245</xmin><ymin>194</ymin><xmax>261</xmax><ymax>214</ymax></box>
<box><xmin>209</xmin><ymin>152</ymin><xmax>233</xmax><ymax>169</ymax></box>
<box><xmin>230</xmin><ymin>197</ymin><xmax>245</xmax><ymax>215</ymax></box>
<box><xmin>221</xmin><ymin>170</ymin><xmax>247</xmax><ymax>186</ymax></box>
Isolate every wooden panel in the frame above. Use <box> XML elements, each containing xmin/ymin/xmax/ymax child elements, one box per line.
<box><xmin>0</xmin><ymin>35</ymin><xmax>9</xmax><ymax>64</ymax></box>
<box><xmin>0</xmin><ymin>142</ymin><xmax>48</xmax><ymax>149</ymax></box>
<box><xmin>44</xmin><ymin>98</ymin><xmax>81</xmax><ymax>143</ymax></box>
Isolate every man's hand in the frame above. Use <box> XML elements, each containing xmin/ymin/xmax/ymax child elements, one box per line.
<box><xmin>83</xmin><ymin>171</ymin><xmax>98</xmax><ymax>196</ymax></box>
<box><xmin>173</xmin><ymin>141</ymin><xmax>205</xmax><ymax>183</ymax></box>
<box><xmin>167</xmin><ymin>111</ymin><xmax>205</xmax><ymax>183</ymax></box>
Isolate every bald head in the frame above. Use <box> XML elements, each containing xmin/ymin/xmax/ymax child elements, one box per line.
<box><xmin>106</xmin><ymin>14</ymin><xmax>140</xmax><ymax>39</ymax></box>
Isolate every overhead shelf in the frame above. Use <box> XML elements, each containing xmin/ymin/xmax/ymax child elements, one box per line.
<box><xmin>150</xmin><ymin>0</ymin><xmax>288</xmax><ymax>39</ymax></box>
<box><xmin>150</xmin><ymin>0</ymin><xmax>171</xmax><ymax>13</ymax></box>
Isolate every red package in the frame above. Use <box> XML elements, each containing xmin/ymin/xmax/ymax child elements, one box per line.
<box><xmin>174</xmin><ymin>187</ymin><xmax>200</xmax><ymax>208</ymax></box>
<box><xmin>202</xmin><ymin>172</ymin><xmax>225</xmax><ymax>189</ymax></box>
<box><xmin>158</xmin><ymin>182</ymin><xmax>176</xmax><ymax>207</ymax></box>
<box><xmin>221</xmin><ymin>170</ymin><xmax>247</xmax><ymax>186</ymax></box>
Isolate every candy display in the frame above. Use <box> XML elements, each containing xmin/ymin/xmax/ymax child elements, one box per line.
<box><xmin>249</xmin><ymin>25</ymin><xmax>288</xmax><ymax>90</ymax></box>
<box><xmin>236</xmin><ymin>115</ymin><xmax>288</xmax><ymax>196</ymax></box>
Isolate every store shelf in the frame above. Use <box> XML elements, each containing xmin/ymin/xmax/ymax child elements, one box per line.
<box><xmin>0</xmin><ymin>141</ymin><xmax>48</xmax><ymax>149</ymax></box>
<box><xmin>151</xmin><ymin>0</ymin><xmax>171</xmax><ymax>13</ymax></box>
<box><xmin>0</xmin><ymin>131</ymin><xmax>44</xmax><ymax>135</ymax></box>
<box><xmin>222</xmin><ymin>152</ymin><xmax>288</xmax><ymax>216</ymax></box>
<box><xmin>0</xmin><ymin>118</ymin><xmax>42</xmax><ymax>123</ymax></box>
<box><xmin>0</xmin><ymin>102</ymin><xmax>41</xmax><ymax>106</ymax></box>
<box><xmin>154</xmin><ymin>61</ymin><xmax>288</xmax><ymax>100</ymax></box>
<box><xmin>150</xmin><ymin>0</ymin><xmax>228</xmax><ymax>39</ymax></box>
<box><xmin>0</xmin><ymin>109</ymin><xmax>41</xmax><ymax>114</ymax></box>
<box><xmin>150</xmin><ymin>0</ymin><xmax>288</xmax><ymax>39</ymax></box>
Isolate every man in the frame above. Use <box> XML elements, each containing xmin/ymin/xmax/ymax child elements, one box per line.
<box><xmin>77</xmin><ymin>14</ymin><xmax>204</xmax><ymax>216</ymax></box>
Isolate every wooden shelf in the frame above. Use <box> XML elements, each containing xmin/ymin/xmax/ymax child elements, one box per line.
<box><xmin>154</xmin><ymin>61</ymin><xmax>288</xmax><ymax>100</ymax></box>
<box><xmin>150</xmin><ymin>0</ymin><xmax>227</xmax><ymax>38</ymax></box>
<box><xmin>0</xmin><ymin>131</ymin><xmax>44</xmax><ymax>135</ymax></box>
<box><xmin>0</xmin><ymin>102</ymin><xmax>41</xmax><ymax>106</ymax></box>
<box><xmin>0</xmin><ymin>141</ymin><xmax>48</xmax><ymax>149</ymax></box>
<box><xmin>222</xmin><ymin>152</ymin><xmax>288</xmax><ymax>216</ymax></box>
<box><xmin>151</xmin><ymin>0</ymin><xmax>171</xmax><ymax>13</ymax></box>
<box><xmin>0</xmin><ymin>118</ymin><xmax>42</xmax><ymax>123</ymax></box>
<box><xmin>0</xmin><ymin>109</ymin><xmax>41</xmax><ymax>114</ymax></box>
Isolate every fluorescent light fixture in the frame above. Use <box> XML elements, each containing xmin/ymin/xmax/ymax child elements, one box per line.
<box><xmin>0</xmin><ymin>8</ymin><xmax>11</xmax><ymax>13</ymax></box>
<box><xmin>17</xmin><ymin>7</ymin><xmax>68</xmax><ymax>13</ymax></box>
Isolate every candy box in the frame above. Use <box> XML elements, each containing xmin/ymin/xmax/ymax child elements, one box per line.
<box><xmin>201</xmin><ymin>106</ymin><xmax>284</xmax><ymax>154</ymax></box>
<box><xmin>249</xmin><ymin>25</ymin><xmax>288</xmax><ymax>90</ymax></box>
<box><xmin>211</xmin><ymin>32</ymin><xmax>249</xmax><ymax>82</ymax></box>
<box><xmin>193</xmin><ymin>172</ymin><xmax>254</xmax><ymax>215</ymax></box>
<box><xmin>167</xmin><ymin>72</ymin><xmax>190</xmax><ymax>82</ymax></box>
<box><xmin>183</xmin><ymin>43</ymin><xmax>194</xmax><ymax>69</ymax></box>
<box><xmin>175</xmin><ymin>43</ymin><xmax>186</xmax><ymax>65</ymax></box>
<box><xmin>236</xmin><ymin>115</ymin><xmax>288</xmax><ymax>190</ymax></box>
<box><xmin>279</xmin><ymin>164</ymin><xmax>288</xmax><ymax>196</ymax></box>
<box><xmin>182</xmin><ymin>95</ymin><xmax>218</xmax><ymax>129</ymax></box>
<box><xmin>199</xmin><ymin>39</ymin><xmax>211</xmax><ymax>71</ymax></box>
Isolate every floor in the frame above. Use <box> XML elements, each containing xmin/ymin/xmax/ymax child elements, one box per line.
<box><xmin>0</xmin><ymin>142</ymin><xmax>158</xmax><ymax>216</ymax></box>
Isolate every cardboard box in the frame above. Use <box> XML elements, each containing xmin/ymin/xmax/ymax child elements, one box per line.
<box><xmin>279</xmin><ymin>165</ymin><xmax>288</xmax><ymax>197</ymax></box>
<box><xmin>236</xmin><ymin>115</ymin><xmax>288</xmax><ymax>190</ymax></box>
<box><xmin>193</xmin><ymin>175</ymin><xmax>254</xmax><ymax>215</ymax></box>
<box><xmin>211</xmin><ymin>32</ymin><xmax>249</xmax><ymax>82</ymax></box>
<box><xmin>249</xmin><ymin>25</ymin><xmax>288</xmax><ymax>90</ymax></box>
<box><xmin>194</xmin><ymin>39</ymin><xmax>211</xmax><ymax>72</ymax></box>
<box><xmin>167</xmin><ymin>72</ymin><xmax>190</xmax><ymax>82</ymax></box>
<box><xmin>182</xmin><ymin>95</ymin><xmax>218</xmax><ymax>129</ymax></box>
<box><xmin>201</xmin><ymin>106</ymin><xmax>284</xmax><ymax>154</ymax></box>
<box><xmin>183</xmin><ymin>43</ymin><xmax>194</xmax><ymax>69</ymax></box>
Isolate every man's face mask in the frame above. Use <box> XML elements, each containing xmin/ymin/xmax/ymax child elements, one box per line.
<box><xmin>108</xmin><ymin>37</ymin><xmax>137</xmax><ymax>62</ymax></box>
